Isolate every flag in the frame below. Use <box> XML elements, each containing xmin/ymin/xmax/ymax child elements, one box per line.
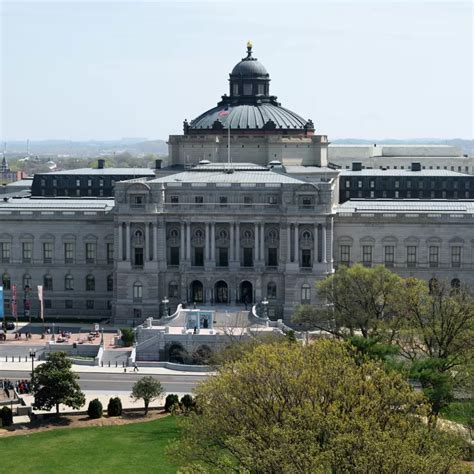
<box><xmin>37</xmin><ymin>285</ymin><xmax>44</xmax><ymax>320</ymax></box>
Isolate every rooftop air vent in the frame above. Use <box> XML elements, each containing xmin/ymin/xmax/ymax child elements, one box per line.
<box><xmin>352</xmin><ymin>162</ymin><xmax>362</xmax><ymax>171</ymax></box>
<box><xmin>411</xmin><ymin>162</ymin><xmax>421</xmax><ymax>172</ymax></box>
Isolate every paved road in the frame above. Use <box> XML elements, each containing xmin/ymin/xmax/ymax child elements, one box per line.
<box><xmin>0</xmin><ymin>370</ymin><xmax>209</xmax><ymax>393</ymax></box>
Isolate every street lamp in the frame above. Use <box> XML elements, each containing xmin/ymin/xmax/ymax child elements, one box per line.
<box><xmin>162</xmin><ymin>297</ymin><xmax>169</xmax><ymax>318</ymax></box>
<box><xmin>52</xmin><ymin>322</ymin><xmax>55</xmax><ymax>342</ymax></box>
<box><xmin>262</xmin><ymin>298</ymin><xmax>269</xmax><ymax>319</ymax></box>
<box><xmin>29</xmin><ymin>348</ymin><xmax>36</xmax><ymax>376</ymax></box>
<box><xmin>100</xmin><ymin>327</ymin><xmax>104</xmax><ymax>345</ymax></box>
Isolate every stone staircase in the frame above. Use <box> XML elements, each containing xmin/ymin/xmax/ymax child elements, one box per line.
<box><xmin>101</xmin><ymin>349</ymin><xmax>131</xmax><ymax>366</ymax></box>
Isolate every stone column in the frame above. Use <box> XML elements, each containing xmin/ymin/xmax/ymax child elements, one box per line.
<box><xmin>260</xmin><ymin>223</ymin><xmax>265</xmax><ymax>263</ymax></box>
<box><xmin>235</xmin><ymin>223</ymin><xmax>240</xmax><ymax>264</ymax></box>
<box><xmin>313</xmin><ymin>223</ymin><xmax>318</xmax><ymax>265</ymax></box>
<box><xmin>145</xmin><ymin>223</ymin><xmax>150</xmax><ymax>261</ymax></box>
<box><xmin>328</xmin><ymin>217</ymin><xmax>334</xmax><ymax>263</ymax></box>
<box><xmin>211</xmin><ymin>223</ymin><xmax>216</xmax><ymax>262</ymax></box>
<box><xmin>230</xmin><ymin>223</ymin><xmax>234</xmax><ymax>261</ymax></box>
<box><xmin>322</xmin><ymin>224</ymin><xmax>327</xmax><ymax>263</ymax></box>
<box><xmin>180</xmin><ymin>222</ymin><xmax>185</xmax><ymax>261</ymax></box>
<box><xmin>153</xmin><ymin>222</ymin><xmax>158</xmax><ymax>263</ymax></box>
<box><xmin>294</xmin><ymin>224</ymin><xmax>299</xmax><ymax>266</ymax></box>
<box><xmin>287</xmin><ymin>224</ymin><xmax>292</xmax><ymax>263</ymax></box>
<box><xmin>186</xmin><ymin>223</ymin><xmax>191</xmax><ymax>260</ymax></box>
<box><xmin>254</xmin><ymin>224</ymin><xmax>259</xmax><ymax>263</ymax></box>
<box><xmin>125</xmin><ymin>223</ymin><xmax>131</xmax><ymax>261</ymax></box>
<box><xmin>118</xmin><ymin>223</ymin><xmax>123</xmax><ymax>261</ymax></box>
<box><xmin>205</xmin><ymin>223</ymin><xmax>210</xmax><ymax>261</ymax></box>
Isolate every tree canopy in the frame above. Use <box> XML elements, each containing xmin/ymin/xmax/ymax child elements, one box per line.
<box><xmin>131</xmin><ymin>376</ymin><xmax>164</xmax><ymax>415</ymax></box>
<box><xmin>174</xmin><ymin>340</ymin><xmax>467</xmax><ymax>473</ymax></box>
<box><xmin>32</xmin><ymin>352</ymin><xmax>85</xmax><ymax>415</ymax></box>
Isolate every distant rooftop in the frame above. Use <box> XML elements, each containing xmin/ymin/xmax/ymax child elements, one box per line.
<box><xmin>37</xmin><ymin>168</ymin><xmax>155</xmax><ymax>176</ymax></box>
<box><xmin>337</xmin><ymin>200</ymin><xmax>474</xmax><ymax>214</ymax></box>
<box><xmin>340</xmin><ymin>169</ymin><xmax>469</xmax><ymax>177</ymax></box>
<box><xmin>0</xmin><ymin>198</ymin><xmax>114</xmax><ymax>211</ymax></box>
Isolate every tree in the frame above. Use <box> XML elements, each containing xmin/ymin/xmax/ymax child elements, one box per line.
<box><xmin>87</xmin><ymin>398</ymin><xmax>103</xmax><ymax>419</ymax></box>
<box><xmin>172</xmin><ymin>340</ymin><xmax>467</xmax><ymax>473</ymax></box>
<box><xmin>32</xmin><ymin>352</ymin><xmax>85</xmax><ymax>415</ymax></box>
<box><xmin>107</xmin><ymin>397</ymin><xmax>122</xmax><ymax>416</ymax></box>
<box><xmin>121</xmin><ymin>328</ymin><xmax>135</xmax><ymax>347</ymax></box>
<box><xmin>131</xmin><ymin>376</ymin><xmax>164</xmax><ymax>415</ymax></box>
<box><xmin>295</xmin><ymin>264</ymin><xmax>406</xmax><ymax>340</ymax></box>
<box><xmin>0</xmin><ymin>406</ymin><xmax>13</xmax><ymax>427</ymax></box>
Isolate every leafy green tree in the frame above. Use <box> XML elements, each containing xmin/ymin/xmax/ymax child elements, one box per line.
<box><xmin>294</xmin><ymin>264</ymin><xmax>406</xmax><ymax>340</ymax></box>
<box><xmin>173</xmin><ymin>341</ymin><xmax>467</xmax><ymax>473</ymax></box>
<box><xmin>32</xmin><ymin>352</ymin><xmax>85</xmax><ymax>415</ymax></box>
<box><xmin>131</xmin><ymin>376</ymin><xmax>164</xmax><ymax>415</ymax></box>
<box><xmin>121</xmin><ymin>328</ymin><xmax>135</xmax><ymax>347</ymax></box>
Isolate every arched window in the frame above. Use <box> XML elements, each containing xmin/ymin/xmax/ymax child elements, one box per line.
<box><xmin>168</xmin><ymin>281</ymin><xmax>179</xmax><ymax>298</ymax></box>
<box><xmin>219</xmin><ymin>229</ymin><xmax>228</xmax><ymax>239</ymax></box>
<box><xmin>2</xmin><ymin>273</ymin><xmax>11</xmax><ymax>290</ymax></box>
<box><xmin>86</xmin><ymin>275</ymin><xmax>95</xmax><ymax>291</ymax></box>
<box><xmin>195</xmin><ymin>229</ymin><xmax>203</xmax><ymax>238</ymax></box>
<box><xmin>302</xmin><ymin>230</ymin><xmax>312</xmax><ymax>241</ymax></box>
<box><xmin>43</xmin><ymin>275</ymin><xmax>53</xmax><ymax>291</ymax></box>
<box><xmin>133</xmin><ymin>282</ymin><xmax>143</xmax><ymax>302</ymax></box>
<box><xmin>65</xmin><ymin>274</ymin><xmax>74</xmax><ymax>291</ymax></box>
<box><xmin>135</xmin><ymin>230</ymin><xmax>143</xmax><ymax>238</ymax></box>
<box><xmin>170</xmin><ymin>229</ymin><xmax>179</xmax><ymax>239</ymax></box>
<box><xmin>301</xmin><ymin>284</ymin><xmax>311</xmax><ymax>304</ymax></box>
<box><xmin>23</xmin><ymin>274</ymin><xmax>32</xmax><ymax>289</ymax></box>
<box><xmin>267</xmin><ymin>282</ymin><xmax>277</xmax><ymax>299</ymax></box>
<box><xmin>107</xmin><ymin>274</ymin><xmax>113</xmax><ymax>292</ymax></box>
<box><xmin>244</xmin><ymin>229</ymin><xmax>252</xmax><ymax>239</ymax></box>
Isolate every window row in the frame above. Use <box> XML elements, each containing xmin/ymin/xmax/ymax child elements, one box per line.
<box><xmin>0</xmin><ymin>242</ymin><xmax>114</xmax><ymax>264</ymax></box>
<box><xmin>2</xmin><ymin>299</ymin><xmax>112</xmax><ymax>311</ymax></box>
<box><xmin>1</xmin><ymin>273</ymin><xmax>114</xmax><ymax>292</ymax></box>
<box><xmin>167</xmin><ymin>194</ymin><xmax>281</xmax><ymax>207</ymax></box>
<box><xmin>339</xmin><ymin>244</ymin><xmax>465</xmax><ymax>268</ymax></box>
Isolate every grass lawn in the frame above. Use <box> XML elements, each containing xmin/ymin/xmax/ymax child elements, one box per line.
<box><xmin>441</xmin><ymin>400</ymin><xmax>474</xmax><ymax>426</ymax></box>
<box><xmin>0</xmin><ymin>416</ymin><xmax>181</xmax><ymax>473</ymax></box>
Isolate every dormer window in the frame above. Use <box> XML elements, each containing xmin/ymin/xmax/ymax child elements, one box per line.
<box><xmin>257</xmin><ymin>84</ymin><xmax>264</xmax><ymax>95</ymax></box>
<box><xmin>243</xmin><ymin>83</ymin><xmax>252</xmax><ymax>95</ymax></box>
<box><xmin>132</xmin><ymin>195</ymin><xmax>145</xmax><ymax>207</ymax></box>
<box><xmin>232</xmin><ymin>83</ymin><xmax>239</xmax><ymax>96</ymax></box>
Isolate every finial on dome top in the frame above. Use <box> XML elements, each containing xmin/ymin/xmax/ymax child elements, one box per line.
<box><xmin>246</xmin><ymin>40</ymin><xmax>253</xmax><ymax>58</ymax></box>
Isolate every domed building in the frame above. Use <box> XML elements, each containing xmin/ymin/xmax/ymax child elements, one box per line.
<box><xmin>168</xmin><ymin>42</ymin><xmax>329</xmax><ymax>167</ymax></box>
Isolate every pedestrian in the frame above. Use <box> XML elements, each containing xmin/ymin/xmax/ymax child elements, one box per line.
<box><xmin>133</xmin><ymin>362</ymin><xmax>139</xmax><ymax>372</ymax></box>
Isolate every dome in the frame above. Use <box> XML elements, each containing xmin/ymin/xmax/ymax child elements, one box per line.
<box><xmin>231</xmin><ymin>59</ymin><xmax>268</xmax><ymax>77</ymax></box>
<box><xmin>189</xmin><ymin>103</ymin><xmax>310</xmax><ymax>131</ymax></box>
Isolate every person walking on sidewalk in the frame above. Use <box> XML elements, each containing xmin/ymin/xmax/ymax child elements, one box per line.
<box><xmin>133</xmin><ymin>362</ymin><xmax>139</xmax><ymax>372</ymax></box>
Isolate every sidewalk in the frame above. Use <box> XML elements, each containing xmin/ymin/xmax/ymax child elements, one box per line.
<box><xmin>0</xmin><ymin>360</ymin><xmax>213</xmax><ymax>376</ymax></box>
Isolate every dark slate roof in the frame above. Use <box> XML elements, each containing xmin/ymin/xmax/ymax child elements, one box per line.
<box><xmin>189</xmin><ymin>103</ymin><xmax>308</xmax><ymax>130</ymax></box>
<box><xmin>231</xmin><ymin>59</ymin><xmax>268</xmax><ymax>77</ymax></box>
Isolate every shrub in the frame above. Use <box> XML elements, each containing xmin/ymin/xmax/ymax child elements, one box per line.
<box><xmin>107</xmin><ymin>397</ymin><xmax>122</xmax><ymax>416</ymax></box>
<box><xmin>121</xmin><ymin>328</ymin><xmax>135</xmax><ymax>347</ymax></box>
<box><xmin>164</xmin><ymin>394</ymin><xmax>179</xmax><ymax>413</ymax></box>
<box><xmin>180</xmin><ymin>394</ymin><xmax>195</xmax><ymax>413</ymax></box>
<box><xmin>0</xmin><ymin>406</ymin><xmax>13</xmax><ymax>427</ymax></box>
<box><xmin>87</xmin><ymin>398</ymin><xmax>103</xmax><ymax>419</ymax></box>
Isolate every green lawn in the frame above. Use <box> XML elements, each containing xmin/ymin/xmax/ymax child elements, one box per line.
<box><xmin>0</xmin><ymin>416</ymin><xmax>181</xmax><ymax>473</ymax></box>
<box><xmin>441</xmin><ymin>400</ymin><xmax>474</xmax><ymax>426</ymax></box>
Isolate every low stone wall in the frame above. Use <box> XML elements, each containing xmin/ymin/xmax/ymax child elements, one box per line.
<box><xmin>136</xmin><ymin>361</ymin><xmax>213</xmax><ymax>372</ymax></box>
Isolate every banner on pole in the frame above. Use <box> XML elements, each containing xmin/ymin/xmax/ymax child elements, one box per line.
<box><xmin>37</xmin><ymin>285</ymin><xmax>44</xmax><ymax>320</ymax></box>
<box><xmin>0</xmin><ymin>285</ymin><xmax>4</xmax><ymax>319</ymax></box>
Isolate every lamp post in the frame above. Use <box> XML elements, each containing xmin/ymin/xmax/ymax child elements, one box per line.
<box><xmin>29</xmin><ymin>348</ymin><xmax>36</xmax><ymax>377</ymax></box>
<box><xmin>100</xmin><ymin>327</ymin><xmax>104</xmax><ymax>345</ymax></box>
<box><xmin>162</xmin><ymin>297</ymin><xmax>169</xmax><ymax>318</ymax></box>
<box><xmin>52</xmin><ymin>322</ymin><xmax>55</xmax><ymax>342</ymax></box>
<box><xmin>262</xmin><ymin>298</ymin><xmax>269</xmax><ymax>319</ymax></box>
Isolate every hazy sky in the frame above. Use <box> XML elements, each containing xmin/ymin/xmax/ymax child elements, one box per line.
<box><xmin>1</xmin><ymin>1</ymin><xmax>472</xmax><ymax>141</ymax></box>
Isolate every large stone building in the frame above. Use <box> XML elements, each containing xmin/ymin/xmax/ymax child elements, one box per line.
<box><xmin>0</xmin><ymin>44</ymin><xmax>472</xmax><ymax>328</ymax></box>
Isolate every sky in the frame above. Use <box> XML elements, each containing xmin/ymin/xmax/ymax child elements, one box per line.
<box><xmin>1</xmin><ymin>1</ymin><xmax>473</xmax><ymax>141</ymax></box>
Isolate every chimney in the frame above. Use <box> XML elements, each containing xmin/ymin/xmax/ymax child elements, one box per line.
<box><xmin>155</xmin><ymin>159</ymin><xmax>162</xmax><ymax>170</ymax></box>
<box><xmin>352</xmin><ymin>162</ymin><xmax>362</xmax><ymax>171</ymax></box>
<box><xmin>97</xmin><ymin>159</ymin><xmax>105</xmax><ymax>169</ymax></box>
<box><xmin>411</xmin><ymin>162</ymin><xmax>421</xmax><ymax>172</ymax></box>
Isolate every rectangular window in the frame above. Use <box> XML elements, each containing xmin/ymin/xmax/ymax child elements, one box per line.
<box><xmin>451</xmin><ymin>246</ymin><xmax>461</xmax><ymax>268</ymax></box>
<box><xmin>301</xmin><ymin>249</ymin><xmax>312</xmax><ymax>268</ymax></box>
<box><xmin>86</xmin><ymin>300</ymin><xmax>94</xmax><ymax>310</ymax></box>
<box><xmin>362</xmin><ymin>245</ymin><xmax>372</xmax><ymax>267</ymax></box>
<box><xmin>370</xmin><ymin>180</ymin><xmax>375</xmax><ymax>189</ymax></box>
<box><xmin>267</xmin><ymin>195</ymin><xmax>278</xmax><ymax>206</ymax></box>
<box><xmin>194</xmin><ymin>196</ymin><xmax>204</xmax><ymax>205</ymax></box>
<box><xmin>407</xmin><ymin>246</ymin><xmax>417</xmax><ymax>267</ymax></box>
<box><xmin>300</xmin><ymin>196</ymin><xmax>314</xmax><ymax>209</ymax></box>
<box><xmin>0</xmin><ymin>242</ymin><xmax>11</xmax><ymax>263</ymax></box>
<box><xmin>169</xmin><ymin>247</ymin><xmax>180</xmax><ymax>266</ymax></box>
<box><xmin>357</xmin><ymin>180</ymin><xmax>362</xmax><ymax>189</ymax></box>
<box><xmin>267</xmin><ymin>248</ymin><xmax>278</xmax><ymax>267</ymax></box>
<box><xmin>170</xmin><ymin>195</ymin><xmax>179</xmax><ymax>205</ymax></box>
<box><xmin>429</xmin><ymin>246</ymin><xmax>439</xmax><ymax>268</ymax></box>
<box><xmin>64</xmin><ymin>242</ymin><xmax>74</xmax><ymax>264</ymax></box>
<box><xmin>43</xmin><ymin>242</ymin><xmax>53</xmax><ymax>263</ymax></box>
<box><xmin>44</xmin><ymin>299</ymin><xmax>52</xmax><ymax>309</ymax></box>
<box><xmin>194</xmin><ymin>247</ymin><xmax>204</xmax><ymax>267</ymax></box>
<box><xmin>244</xmin><ymin>196</ymin><xmax>253</xmax><ymax>206</ymax></box>
<box><xmin>65</xmin><ymin>300</ymin><xmax>73</xmax><ymax>309</ymax></box>
<box><xmin>219</xmin><ymin>196</ymin><xmax>228</xmax><ymax>207</ymax></box>
<box><xmin>218</xmin><ymin>247</ymin><xmax>228</xmax><ymax>267</ymax></box>
<box><xmin>340</xmin><ymin>245</ymin><xmax>350</xmax><ymax>265</ymax></box>
<box><xmin>134</xmin><ymin>247</ymin><xmax>144</xmax><ymax>267</ymax></box>
<box><xmin>85</xmin><ymin>243</ymin><xmax>96</xmax><ymax>263</ymax></box>
<box><xmin>384</xmin><ymin>245</ymin><xmax>394</xmax><ymax>267</ymax></box>
<box><xmin>106</xmin><ymin>243</ymin><xmax>114</xmax><ymax>264</ymax></box>
<box><xmin>132</xmin><ymin>195</ymin><xmax>144</xmax><ymax>208</ymax></box>
<box><xmin>243</xmin><ymin>83</ymin><xmax>252</xmax><ymax>95</ymax></box>
<box><xmin>243</xmin><ymin>247</ymin><xmax>253</xmax><ymax>267</ymax></box>
<box><xmin>22</xmin><ymin>242</ymin><xmax>32</xmax><ymax>262</ymax></box>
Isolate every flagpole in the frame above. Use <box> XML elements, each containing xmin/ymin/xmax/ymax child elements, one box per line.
<box><xmin>227</xmin><ymin>126</ymin><xmax>230</xmax><ymax>170</ymax></box>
